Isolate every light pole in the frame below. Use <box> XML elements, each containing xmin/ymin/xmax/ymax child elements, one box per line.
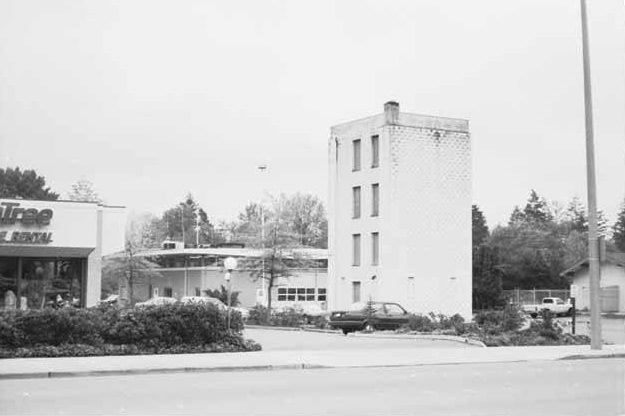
<box><xmin>224</xmin><ymin>257</ymin><xmax>237</xmax><ymax>331</ymax></box>
<box><xmin>179</xmin><ymin>204</ymin><xmax>185</xmax><ymax>246</ymax></box>
<box><xmin>194</xmin><ymin>215</ymin><xmax>200</xmax><ymax>247</ymax></box>
<box><xmin>580</xmin><ymin>0</ymin><xmax>602</xmax><ymax>350</ymax></box>
<box><xmin>258</xmin><ymin>164</ymin><xmax>267</xmax><ymax>306</ymax></box>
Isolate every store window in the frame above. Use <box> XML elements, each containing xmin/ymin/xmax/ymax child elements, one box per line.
<box><xmin>20</xmin><ymin>258</ymin><xmax>83</xmax><ymax>309</ymax></box>
<box><xmin>164</xmin><ymin>287</ymin><xmax>173</xmax><ymax>297</ymax></box>
<box><xmin>0</xmin><ymin>257</ymin><xmax>18</xmax><ymax>309</ymax></box>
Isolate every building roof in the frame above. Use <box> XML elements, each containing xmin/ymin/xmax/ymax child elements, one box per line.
<box><xmin>106</xmin><ymin>247</ymin><xmax>328</xmax><ymax>260</ymax></box>
<box><xmin>560</xmin><ymin>251</ymin><xmax>625</xmax><ymax>276</ymax></box>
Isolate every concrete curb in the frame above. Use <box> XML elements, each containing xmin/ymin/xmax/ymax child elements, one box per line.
<box><xmin>559</xmin><ymin>352</ymin><xmax>625</xmax><ymax>360</ymax></box>
<box><xmin>245</xmin><ymin>325</ymin><xmax>487</xmax><ymax>346</ymax></box>
<box><xmin>347</xmin><ymin>332</ymin><xmax>487</xmax><ymax>348</ymax></box>
<box><xmin>245</xmin><ymin>325</ymin><xmax>304</xmax><ymax>332</ymax></box>
<box><xmin>0</xmin><ymin>364</ymin><xmax>330</xmax><ymax>380</ymax></box>
<box><xmin>2</xmin><ymin>353</ymin><xmax>622</xmax><ymax>380</ymax></box>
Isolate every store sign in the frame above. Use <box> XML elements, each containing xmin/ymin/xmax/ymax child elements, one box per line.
<box><xmin>0</xmin><ymin>202</ymin><xmax>54</xmax><ymax>225</ymax></box>
<box><xmin>0</xmin><ymin>231</ymin><xmax>53</xmax><ymax>244</ymax></box>
<box><xmin>0</xmin><ymin>202</ymin><xmax>54</xmax><ymax>244</ymax></box>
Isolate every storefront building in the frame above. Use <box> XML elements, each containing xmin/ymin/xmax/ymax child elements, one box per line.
<box><xmin>0</xmin><ymin>198</ymin><xmax>125</xmax><ymax>309</ymax></box>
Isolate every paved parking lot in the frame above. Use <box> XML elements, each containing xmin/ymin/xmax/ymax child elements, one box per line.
<box><xmin>243</xmin><ymin>328</ymin><xmax>477</xmax><ymax>351</ymax></box>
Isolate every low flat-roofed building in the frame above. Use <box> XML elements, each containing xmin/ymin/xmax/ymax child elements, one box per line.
<box><xmin>113</xmin><ymin>244</ymin><xmax>328</xmax><ymax>309</ymax></box>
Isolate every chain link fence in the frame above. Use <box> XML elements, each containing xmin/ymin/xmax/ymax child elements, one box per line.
<box><xmin>504</xmin><ymin>289</ymin><xmax>571</xmax><ymax>306</ymax></box>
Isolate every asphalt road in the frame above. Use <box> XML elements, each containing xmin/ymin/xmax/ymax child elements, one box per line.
<box><xmin>243</xmin><ymin>328</ymin><xmax>477</xmax><ymax>351</ymax></box>
<box><xmin>1</xmin><ymin>359</ymin><xmax>622</xmax><ymax>415</ymax></box>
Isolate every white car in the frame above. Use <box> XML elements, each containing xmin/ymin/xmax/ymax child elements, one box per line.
<box><xmin>180</xmin><ymin>296</ymin><xmax>227</xmax><ymax>311</ymax></box>
<box><xmin>135</xmin><ymin>296</ymin><xmax>178</xmax><ymax>308</ymax></box>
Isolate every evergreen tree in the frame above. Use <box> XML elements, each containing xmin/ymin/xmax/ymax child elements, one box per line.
<box><xmin>472</xmin><ymin>245</ymin><xmax>505</xmax><ymax>310</ymax></box>
<box><xmin>613</xmin><ymin>199</ymin><xmax>625</xmax><ymax>252</ymax></box>
<box><xmin>0</xmin><ymin>167</ymin><xmax>59</xmax><ymax>200</ymax></box>
<box><xmin>472</xmin><ymin>205</ymin><xmax>489</xmax><ymax>248</ymax></box>
<box><xmin>508</xmin><ymin>206</ymin><xmax>525</xmax><ymax>226</ymax></box>
<box><xmin>522</xmin><ymin>189</ymin><xmax>553</xmax><ymax>227</ymax></box>
<box><xmin>564</xmin><ymin>196</ymin><xmax>610</xmax><ymax>236</ymax></box>
<box><xmin>161</xmin><ymin>194</ymin><xmax>215</xmax><ymax>246</ymax></box>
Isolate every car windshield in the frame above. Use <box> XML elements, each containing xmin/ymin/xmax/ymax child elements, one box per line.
<box><xmin>347</xmin><ymin>302</ymin><xmax>368</xmax><ymax>312</ymax></box>
<box><xmin>347</xmin><ymin>302</ymin><xmax>381</xmax><ymax>313</ymax></box>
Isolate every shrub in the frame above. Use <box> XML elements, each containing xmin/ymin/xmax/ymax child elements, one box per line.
<box><xmin>473</xmin><ymin>304</ymin><xmax>524</xmax><ymax>335</ymax></box>
<box><xmin>247</xmin><ymin>305</ymin><xmax>321</xmax><ymax>328</ymax></box>
<box><xmin>0</xmin><ymin>302</ymin><xmax>254</xmax><ymax>358</ymax></box>
<box><xmin>270</xmin><ymin>307</ymin><xmax>304</xmax><ymax>327</ymax></box>
<box><xmin>403</xmin><ymin>314</ymin><xmax>436</xmax><ymax>332</ymax></box>
<box><xmin>475</xmin><ymin>308</ymin><xmax>590</xmax><ymax>347</ymax></box>
<box><xmin>247</xmin><ymin>305</ymin><xmax>271</xmax><ymax>325</ymax></box>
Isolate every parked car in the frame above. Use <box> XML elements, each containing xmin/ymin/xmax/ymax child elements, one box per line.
<box><xmin>522</xmin><ymin>297</ymin><xmax>573</xmax><ymax>318</ymax></box>
<box><xmin>181</xmin><ymin>296</ymin><xmax>248</xmax><ymax>318</ymax></box>
<box><xmin>180</xmin><ymin>296</ymin><xmax>227</xmax><ymax>311</ymax></box>
<box><xmin>135</xmin><ymin>296</ymin><xmax>178</xmax><ymax>308</ymax></box>
<box><xmin>329</xmin><ymin>301</ymin><xmax>410</xmax><ymax>334</ymax></box>
<box><xmin>97</xmin><ymin>294</ymin><xmax>119</xmax><ymax>306</ymax></box>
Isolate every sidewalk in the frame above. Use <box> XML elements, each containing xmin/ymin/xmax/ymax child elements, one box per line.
<box><xmin>1</xmin><ymin>343</ymin><xmax>623</xmax><ymax>380</ymax></box>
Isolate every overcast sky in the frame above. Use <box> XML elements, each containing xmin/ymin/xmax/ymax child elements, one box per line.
<box><xmin>1</xmin><ymin>0</ymin><xmax>623</xmax><ymax>229</ymax></box>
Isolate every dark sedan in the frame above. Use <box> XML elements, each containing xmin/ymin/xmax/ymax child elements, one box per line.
<box><xmin>329</xmin><ymin>301</ymin><xmax>410</xmax><ymax>334</ymax></box>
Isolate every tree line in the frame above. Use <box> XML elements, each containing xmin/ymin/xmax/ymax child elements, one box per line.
<box><xmin>4</xmin><ymin>167</ymin><xmax>625</xmax><ymax>310</ymax></box>
<box><xmin>472</xmin><ymin>189</ymin><xmax>625</xmax><ymax>309</ymax></box>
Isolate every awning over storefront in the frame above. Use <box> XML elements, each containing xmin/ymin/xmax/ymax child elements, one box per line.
<box><xmin>0</xmin><ymin>245</ymin><xmax>94</xmax><ymax>258</ymax></box>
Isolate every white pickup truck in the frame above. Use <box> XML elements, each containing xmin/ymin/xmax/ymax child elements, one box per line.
<box><xmin>522</xmin><ymin>297</ymin><xmax>573</xmax><ymax>317</ymax></box>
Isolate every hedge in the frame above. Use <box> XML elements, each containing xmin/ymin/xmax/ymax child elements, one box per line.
<box><xmin>397</xmin><ymin>306</ymin><xmax>590</xmax><ymax>347</ymax></box>
<box><xmin>0</xmin><ymin>304</ymin><xmax>261</xmax><ymax>358</ymax></box>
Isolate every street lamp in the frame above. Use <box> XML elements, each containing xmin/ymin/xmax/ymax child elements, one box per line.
<box><xmin>224</xmin><ymin>257</ymin><xmax>237</xmax><ymax>330</ymax></box>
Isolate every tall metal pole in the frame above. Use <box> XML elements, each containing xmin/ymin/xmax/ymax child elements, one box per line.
<box><xmin>180</xmin><ymin>204</ymin><xmax>185</xmax><ymax>246</ymax></box>
<box><xmin>258</xmin><ymin>165</ymin><xmax>267</xmax><ymax>306</ymax></box>
<box><xmin>580</xmin><ymin>0</ymin><xmax>602</xmax><ymax>350</ymax></box>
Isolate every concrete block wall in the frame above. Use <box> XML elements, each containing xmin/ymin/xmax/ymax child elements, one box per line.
<box><xmin>329</xmin><ymin>102</ymin><xmax>472</xmax><ymax>319</ymax></box>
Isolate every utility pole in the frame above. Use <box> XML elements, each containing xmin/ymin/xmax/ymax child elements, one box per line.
<box><xmin>258</xmin><ymin>164</ymin><xmax>267</xmax><ymax>306</ymax></box>
<box><xmin>580</xmin><ymin>0</ymin><xmax>602</xmax><ymax>350</ymax></box>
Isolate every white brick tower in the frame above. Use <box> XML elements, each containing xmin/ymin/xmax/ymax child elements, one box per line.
<box><xmin>328</xmin><ymin>101</ymin><xmax>472</xmax><ymax>318</ymax></box>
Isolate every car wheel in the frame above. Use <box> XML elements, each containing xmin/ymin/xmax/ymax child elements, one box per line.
<box><xmin>342</xmin><ymin>328</ymin><xmax>351</xmax><ymax>335</ymax></box>
<box><xmin>363</xmin><ymin>322</ymin><xmax>374</xmax><ymax>332</ymax></box>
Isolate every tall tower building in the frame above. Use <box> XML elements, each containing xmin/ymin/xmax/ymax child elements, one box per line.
<box><xmin>328</xmin><ymin>101</ymin><xmax>472</xmax><ymax>318</ymax></box>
